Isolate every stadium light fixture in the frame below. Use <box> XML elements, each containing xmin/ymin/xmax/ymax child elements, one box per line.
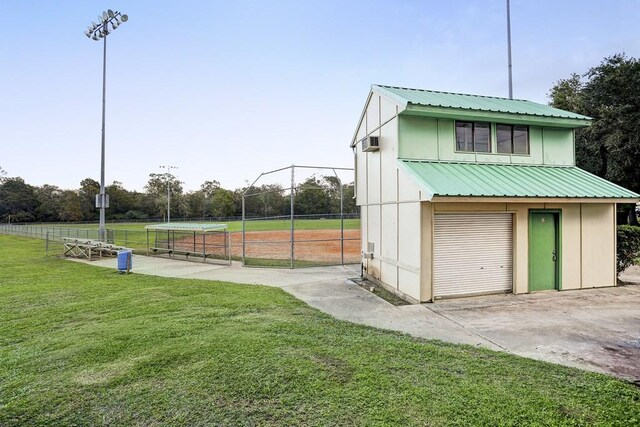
<box><xmin>85</xmin><ymin>9</ymin><xmax>128</xmax><ymax>242</ymax></box>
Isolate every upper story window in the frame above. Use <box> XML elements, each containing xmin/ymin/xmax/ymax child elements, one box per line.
<box><xmin>497</xmin><ymin>124</ymin><xmax>529</xmax><ymax>154</ymax></box>
<box><xmin>456</xmin><ymin>121</ymin><xmax>490</xmax><ymax>153</ymax></box>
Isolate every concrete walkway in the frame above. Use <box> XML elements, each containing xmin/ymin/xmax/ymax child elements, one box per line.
<box><xmin>74</xmin><ymin>255</ymin><xmax>640</xmax><ymax>381</ymax></box>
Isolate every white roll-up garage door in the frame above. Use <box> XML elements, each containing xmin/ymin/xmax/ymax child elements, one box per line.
<box><xmin>433</xmin><ymin>213</ymin><xmax>513</xmax><ymax>298</ymax></box>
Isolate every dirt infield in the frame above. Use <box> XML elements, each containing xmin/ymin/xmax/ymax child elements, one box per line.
<box><xmin>168</xmin><ymin>229</ymin><xmax>361</xmax><ymax>265</ymax></box>
<box><xmin>232</xmin><ymin>229</ymin><xmax>361</xmax><ymax>263</ymax></box>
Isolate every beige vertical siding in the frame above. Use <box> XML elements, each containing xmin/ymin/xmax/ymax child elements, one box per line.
<box><xmin>581</xmin><ymin>204</ymin><xmax>616</xmax><ymax>288</ymax></box>
<box><xmin>420</xmin><ymin>203</ymin><xmax>433</xmax><ymax>302</ymax></box>
<box><xmin>422</xmin><ymin>201</ymin><xmax>617</xmax><ymax>301</ymax></box>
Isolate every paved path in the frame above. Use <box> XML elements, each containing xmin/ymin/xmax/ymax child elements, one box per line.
<box><xmin>74</xmin><ymin>255</ymin><xmax>640</xmax><ymax>382</ymax></box>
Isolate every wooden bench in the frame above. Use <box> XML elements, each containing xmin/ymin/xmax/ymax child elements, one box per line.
<box><xmin>150</xmin><ymin>247</ymin><xmax>215</xmax><ymax>262</ymax></box>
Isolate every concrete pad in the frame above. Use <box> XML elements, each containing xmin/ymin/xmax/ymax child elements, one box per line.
<box><xmin>619</xmin><ymin>265</ymin><xmax>640</xmax><ymax>283</ymax></box>
<box><xmin>73</xmin><ymin>255</ymin><xmax>360</xmax><ymax>287</ymax></box>
<box><xmin>284</xmin><ymin>280</ymin><xmax>499</xmax><ymax>349</ymax></box>
<box><xmin>426</xmin><ymin>286</ymin><xmax>640</xmax><ymax>381</ymax></box>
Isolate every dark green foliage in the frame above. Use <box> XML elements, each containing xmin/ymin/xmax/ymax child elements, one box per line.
<box><xmin>0</xmin><ymin>177</ymin><xmax>38</xmax><ymax>222</ymax></box>
<box><xmin>1</xmin><ymin>235</ymin><xmax>640</xmax><ymax>426</ymax></box>
<box><xmin>617</xmin><ymin>225</ymin><xmax>640</xmax><ymax>274</ymax></box>
<box><xmin>0</xmin><ymin>170</ymin><xmax>356</xmax><ymax>223</ymax></box>
<box><xmin>549</xmin><ymin>54</ymin><xmax>640</xmax><ymax>195</ymax></box>
<box><xmin>294</xmin><ymin>177</ymin><xmax>331</xmax><ymax>215</ymax></box>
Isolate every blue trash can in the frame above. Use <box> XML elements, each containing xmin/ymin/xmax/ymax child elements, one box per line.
<box><xmin>117</xmin><ymin>250</ymin><xmax>132</xmax><ymax>274</ymax></box>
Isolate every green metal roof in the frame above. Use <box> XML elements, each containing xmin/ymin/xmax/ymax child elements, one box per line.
<box><xmin>374</xmin><ymin>85</ymin><xmax>591</xmax><ymax>121</ymax></box>
<box><xmin>145</xmin><ymin>223</ymin><xmax>228</xmax><ymax>232</ymax></box>
<box><xmin>399</xmin><ymin>160</ymin><xmax>639</xmax><ymax>200</ymax></box>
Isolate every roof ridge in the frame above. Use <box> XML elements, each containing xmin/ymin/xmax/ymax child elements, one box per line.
<box><xmin>374</xmin><ymin>84</ymin><xmax>531</xmax><ymax>103</ymax></box>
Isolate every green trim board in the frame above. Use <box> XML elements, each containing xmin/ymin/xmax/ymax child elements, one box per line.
<box><xmin>528</xmin><ymin>210</ymin><xmax>562</xmax><ymax>291</ymax></box>
<box><xmin>398</xmin><ymin>161</ymin><xmax>640</xmax><ymax>200</ymax></box>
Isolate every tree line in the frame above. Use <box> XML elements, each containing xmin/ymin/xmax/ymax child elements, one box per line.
<box><xmin>0</xmin><ymin>171</ymin><xmax>356</xmax><ymax>223</ymax></box>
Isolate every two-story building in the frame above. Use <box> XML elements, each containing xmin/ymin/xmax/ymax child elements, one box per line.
<box><xmin>352</xmin><ymin>84</ymin><xmax>639</xmax><ymax>303</ymax></box>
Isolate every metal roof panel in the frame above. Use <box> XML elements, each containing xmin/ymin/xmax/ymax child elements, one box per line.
<box><xmin>399</xmin><ymin>161</ymin><xmax>639</xmax><ymax>199</ymax></box>
<box><xmin>375</xmin><ymin>85</ymin><xmax>591</xmax><ymax>121</ymax></box>
<box><xmin>145</xmin><ymin>223</ymin><xmax>228</xmax><ymax>232</ymax></box>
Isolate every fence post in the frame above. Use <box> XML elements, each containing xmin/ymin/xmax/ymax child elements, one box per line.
<box><xmin>228</xmin><ymin>229</ymin><xmax>232</xmax><ymax>265</ymax></box>
<box><xmin>45</xmin><ymin>231</ymin><xmax>49</xmax><ymax>256</ymax></box>
<box><xmin>290</xmin><ymin>165</ymin><xmax>295</xmax><ymax>269</ymax></box>
<box><xmin>241</xmin><ymin>194</ymin><xmax>246</xmax><ymax>265</ymax></box>
<box><xmin>202</xmin><ymin>232</ymin><xmax>206</xmax><ymax>263</ymax></box>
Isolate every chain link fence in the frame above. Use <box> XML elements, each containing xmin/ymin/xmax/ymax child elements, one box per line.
<box><xmin>0</xmin><ymin>224</ymin><xmax>230</xmax><ymax>264</ymax></box>
<box><xmin>242</xmin><ymin>165</ymin><xmax>361</xmax><ymax>268</ymax></box>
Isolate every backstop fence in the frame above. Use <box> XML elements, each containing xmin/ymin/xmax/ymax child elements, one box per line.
<box><xmin>242</xmin><ymin>165</ymin><xmax>361</xmax><ymax>268</ymax></box>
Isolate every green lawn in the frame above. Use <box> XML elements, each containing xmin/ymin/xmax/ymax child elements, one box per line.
<box><xmin>1</xmin><ymin>235</ymin><xmax>638</xmax><ymax>426</ymax></box>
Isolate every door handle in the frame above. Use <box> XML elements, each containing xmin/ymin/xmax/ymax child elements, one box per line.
<box><xmin>552</xmin><ymin>250</ymin><xmax>557</xmax><ymax>262</ymax></box>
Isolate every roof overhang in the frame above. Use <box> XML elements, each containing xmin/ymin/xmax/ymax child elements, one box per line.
<box><xmin>401</xmin><ymin>104</ymin><xmax>592</xmax><ymax>128</ymax></box>
<box><xmin>398</xmin><ymin>160</ymin><xmax>640</xmax><ymax>202</ymax></box>
<box><xmin>431</xmin><ymin>196</ymin><xmax>639</xmax><ymax>204</ymax></box>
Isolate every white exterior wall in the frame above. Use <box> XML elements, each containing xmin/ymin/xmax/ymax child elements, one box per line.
<box><xmin>354</xmin><ymin>92</ymin><xmax>423</xmax><ymax>302</ymax></box>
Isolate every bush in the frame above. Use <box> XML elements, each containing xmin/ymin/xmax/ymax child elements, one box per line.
<box><xmin>124</xmin><ymin>210</ymin><xmax>149</xmax><ymax>220</ymax></box>
<box><xmin>617</xmin><ymin>225</ymin><xmax>640</xmax><ymax>274</ymax></box>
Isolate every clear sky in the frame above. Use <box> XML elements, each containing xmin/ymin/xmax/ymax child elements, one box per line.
<box><xmin>1</xmin><ymin>0</ymin><xmax>639</xmax><ymax>192</ymax></box>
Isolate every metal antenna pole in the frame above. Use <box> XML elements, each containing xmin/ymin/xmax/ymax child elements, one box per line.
<box><xmin>507</xmin><ymin>0</ymin><xmax>513</xmax><ymax>99</ymax></box>
<box><xmin>99</xmin><ymin>33</ymin><xmax>107</xmax><ymax>241</ymax></box>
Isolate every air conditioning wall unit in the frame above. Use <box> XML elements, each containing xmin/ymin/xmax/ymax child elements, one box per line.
<box><xmin>361</xmin><ymin>136</ymin><xmax>379</xmax><ymax>152</ymax></box>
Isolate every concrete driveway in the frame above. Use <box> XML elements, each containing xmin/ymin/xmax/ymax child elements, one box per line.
<box><xmin>75</xmin><ymin>255</ymin><xmax>640</xmax><ymax>382</ymax></box>
<box><xmin>426</xmin><ymin>286</ymin><xmax>640</xmax><ymax>383</ymax></box>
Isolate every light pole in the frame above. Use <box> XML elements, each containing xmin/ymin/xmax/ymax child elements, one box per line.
<box><xmin>85</xmin><ymin>9</ymin><xmax>128</xmax><ymax>241</ymax></box>
<box><xmin>160</xmin><ymin>165</ymin><xmax>178</xmax><ymax>222</ymax></box>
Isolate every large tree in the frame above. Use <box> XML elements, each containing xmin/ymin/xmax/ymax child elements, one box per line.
<box><xmin>0</xmin><ymin>178</ymin><xmax>38</xmax><ymax>222</ymax></box>
<box><xmin>549</xmin><ymin>54</ymin><xmax>640</xmax><ymax>191</ymax></box>
<box><xmin>211</xmin><ymin>188</ymin><xmax>236</xmax><ymax>218</ymax></box>
<box><xmin>145</xmin><ymin>173</ymin><xmax>184</xmax><ymax>219</ymax></box>
<box><xmin>34</xmin><ymin>184</ymin><xmax>63</xmax><ymax>222</ymax></box>
<box><xmin>294</xmin><ymin>177</ymin><xmax>330</xmax><ymax>215</ymax></box>
<box><xmin>549</xmin><ymin>54</ymin><xmax>640</xmax><ymax>223</ymax></box>
<box><xmin>78</xmin><ymin>178</ymin><xmax>100</xmax><ymax>221</ymax></box>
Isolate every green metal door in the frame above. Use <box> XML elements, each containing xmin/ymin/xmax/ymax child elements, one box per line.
<box><xmin>529</xmin><ymin>212</ymin><xmax>558</xmax><ymax>291</ymax></box>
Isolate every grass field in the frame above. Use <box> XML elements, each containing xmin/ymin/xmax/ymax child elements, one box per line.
<box><xmin>1</xmin><ymin>235</ymin><xmax>639</xmax><ymax>426</ymax></box>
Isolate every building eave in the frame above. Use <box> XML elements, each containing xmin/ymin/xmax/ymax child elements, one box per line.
<box><xmin>402</xmin><ymin>104</ymin><xmax>592</xmax><ymax>128</ymax></box>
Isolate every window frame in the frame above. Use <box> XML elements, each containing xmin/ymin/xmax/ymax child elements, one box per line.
<box><xmin>455</xmin><ymin>121</ymin><xmax>492</xmax><ymax>153</ymax></box>
<box><xmin>496</xmin><ymin>123</ymin><xmax>530</xmax><ymax>155</ymax></box>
